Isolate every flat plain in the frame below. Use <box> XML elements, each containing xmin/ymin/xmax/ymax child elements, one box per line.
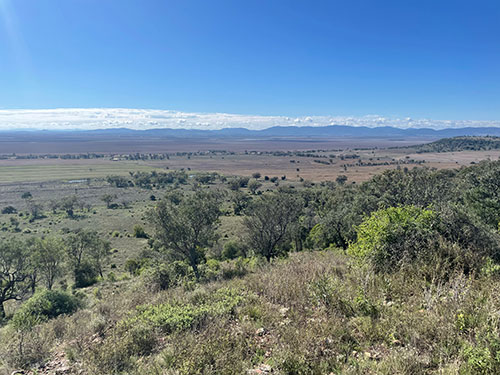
<box><xmin>1</xmin><ymin>142</ymin><xmax>499</xmax><ymax>183</ymax></box>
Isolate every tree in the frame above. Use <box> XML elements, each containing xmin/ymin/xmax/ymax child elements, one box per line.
<box><xmin>48</xmin><ymin>200</ymin><xmax>60</xmax><ymax>214</ymax></box>
<box><xmin>231</xmin><ymin>191</ymin><xmax>250</xmax><ymax>215</ymax></box>
<box><xmin>10</xmin><ymin>217</ymin><xmax>20</xmax><ymax>232</ymax></box>
<box><xmin>2</xmin><ymin>206</ymin><xmax>17</xmax><ymax>214</ymax></box>
<box><xmin>27</xmin><ymin>200</ymin><xmax>44</xmax><ymax>221</ymax></box>
<box><xmin>252</xmin><ymin>172</ymin><xmax>261</xmax><ymax>179</ymax></box>
<box><xmin>149</xmin><ymin>191</ymin><xmax>222</xmax><ymax>279</ymax></box>
<box><xmin>21</xmin><ymin>192</ymin><xmax>32</xmax><ymax>200</ymax></box>
<box><xmin>65</xmin><ymin>230</ymin><xmax>109</xmax><ymax>284</ymax></box>
<box><xmin>101</xmin><ymin>194</ymin><xmax>116</xmax><ymax>209</ymax></box>
<box><xmin>461</xmin><ymin>161</ymin><xmax>500</xmax><ymax>228</ymax></box>
<box><xmin>248</xmin><ymin>179</ymin><xmax>262</xmax><ymax>194</ymax></box>
<box><xmin>0</xmin><ymin>240</ymin><xmax>32</xmax><ymax>319</ymax></box>
<box><xmin>133</xmin><ymin>225</ymin><xmax>148</xmax><ymax>238</ymax></box>
<box><xmin>60</xmin><ymin>195</ymin><xmax>79</xmax><ymax>218</ymax></box>
<box><xmin>88</xmin><ymin>239</ymin><xmax>111</xmax><ymax>278</ymax></box>
<box><xmin>336</xmin><ymin>175</ymin><xmax>348</xmax><ymax>185</ymax></box>
<box><xmin>32</xmin><ymin>237</ymin><xmax>66</xmax><ymax>290</ymax></box>
<box><xmin>244</xmin><ymin>192</ymin><xmax>303</xmax><ymax>261</ymax></box>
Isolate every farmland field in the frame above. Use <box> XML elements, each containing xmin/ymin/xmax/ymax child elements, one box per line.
<box><xmin>1</xmin><ymin>145</ymin><xmax>499</xmax><ymax>184</ymax></box>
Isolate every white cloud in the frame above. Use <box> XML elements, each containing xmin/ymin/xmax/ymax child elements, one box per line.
<box><xmin>0</xmin><ymin>108</ymin><xmax>499</xmax><ymax>131</ymax></box>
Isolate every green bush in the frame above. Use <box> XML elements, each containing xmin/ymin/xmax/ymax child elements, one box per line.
<box><xmin>199</xmin><ymin>258</ymin><xmax>220</xmax><ymax>282</ymax></box>
<box><xmin>12</xmin><ymin>290</ymin><xmax>81</xmax><ymax>327</ymax></box>
<box><xmin>74</xmin><ymin>261</ymin><xmax>99</xmax><ymax>288</ymax></box>
<box><xmin>133</xmin><ymin>224</ymin><xmax>148</xmax><ymax>238</ymax></box>
<box><xmin>348</xmin><ymin>206</ymin><xmax>439</xmax><ymax>271</ymax></box>
<box><xmin>125</xmin><ymin>287</ymin><xmax>244</xmax><ymax>334</ymax></box>
<box><xmin>142</xmin><ymin>264</ymin><xmax>172</xmax><ymax>292</ymax></box>
<box><xmin>1</xmin><ymin>205</ymin><xmax>17</xmax><ymax>214</ymax></box>
<box><xmin>222</xmin><ymin>240</ymin><xmax>247</xmax><ymax>260</ymax></box>
<box><xmin>125</xmin><ymin>258</ymin><xmax>145</xmax><ymax>276</ymax></box>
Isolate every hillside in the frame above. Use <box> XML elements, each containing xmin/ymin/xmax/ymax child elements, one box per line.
<box><xmin>1</xmin><ymin>160</ymin><xmax>500</xmax><ymax>374</ymax></box>
<box><xmin>414</xmin><ymin>136</ymin><xmax>500</xmax><ymax>153</ymax></box>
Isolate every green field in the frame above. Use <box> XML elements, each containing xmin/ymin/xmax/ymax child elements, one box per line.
<box><xmin>0</xmin><ymin>162</ymin><xmax>163</xmax><ymax>183</ymax></box>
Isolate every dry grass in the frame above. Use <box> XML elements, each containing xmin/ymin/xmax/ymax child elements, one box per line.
<box><xmin>3</xmin><ymin>250</ymin><xmax>500</xmax><ymax>374</ymax></box>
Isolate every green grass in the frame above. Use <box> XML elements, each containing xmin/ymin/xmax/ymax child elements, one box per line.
<box><xmin>0</xmin><ymin>162</ymin><xmax>162</xmax><ymax>183</ymax></box>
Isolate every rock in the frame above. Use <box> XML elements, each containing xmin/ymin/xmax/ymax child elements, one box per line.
<box><xmin>247</xmin><ymin>363</ymin><xmax>272</xmax><ymax>374</ymax></box>
<box><xmin>256</xmin><ymin>327</ymin><xmax>266</xmax><ymax>336</ymax></box>
<box><xmin>260</xmin><ymin>364</ymin><xmax>272</xmax><ymax>372</ymax></box>
<box><xmin>279</xmin><ymin>307</ymin><xmax>289</xmax><ymax>316</ymax></box>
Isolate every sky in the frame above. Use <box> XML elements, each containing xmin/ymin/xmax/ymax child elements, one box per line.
<box><xmin>0</xmin><ymin>0</ymin><xmax>499</xmax><ymax>130</ymax></box>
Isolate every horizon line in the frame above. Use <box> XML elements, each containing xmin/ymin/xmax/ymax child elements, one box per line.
<box><xmin>1</xmin><ymin>108</ymin><xmax>500</xmax><ymax>131</ymax></box>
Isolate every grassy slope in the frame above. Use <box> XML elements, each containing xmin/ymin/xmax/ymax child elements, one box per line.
<box><xmin>2</xmin><ymin>250</ymin><xmax>499</xmax><ymax>374</ymax></box>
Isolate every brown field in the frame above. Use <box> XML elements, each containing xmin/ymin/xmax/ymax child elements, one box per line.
<box><xmin>0</xmin><ymin>134</ymin><xmax>432</xmax><ymax>154</ymax></box>
<box><xmin>1</xmin><ymin>146</ymin><xmax>499</xmax><ymax>184</ymax></box>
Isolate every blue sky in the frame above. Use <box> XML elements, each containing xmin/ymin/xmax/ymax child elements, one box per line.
<box><xmin>0</xmin><ymin>0</ymin><xmax>499</xmax><ymax>124</ymax></box>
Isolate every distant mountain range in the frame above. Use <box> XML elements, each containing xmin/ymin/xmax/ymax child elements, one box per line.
<box><xmin>3</xmin><ymin>125</ymin><xmax>500</xmax><ymax>138</ymax></box>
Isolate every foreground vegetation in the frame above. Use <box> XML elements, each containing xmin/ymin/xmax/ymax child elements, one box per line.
<box><xmin>1</xmin><ymin>156</ymin><xmax>500</xmax><ymax>374</ymax></box>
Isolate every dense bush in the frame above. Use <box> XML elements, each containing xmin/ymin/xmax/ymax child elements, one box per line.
<box><xmin>222</xmin><ymin>240</ymin><xmax>247</xmax><ymax>260</ymax></box>
<box><xmin>1</xmin><ymin>205</ymin><xmax>17</xmax><ymax>214</ymax></box>
<box><xmin>74</xmin><ymin>262</ymin><xmax>99</xmax><ymax>288</ymax></box>
<box><xmin>12</xmin><ymin>289</ymin><xmax>81</xmax><ymax>326</ymax></box>
<box><xmin>348</xmin><ymin>206</ymin><xmax>439</xmax><ymax>271</ymax></box>
<box><xmin>133</xmin><ymin>224</ymin><xmax>148</xmax><ymax>238</ymax></box>
<box><xmin>142</xmin><ymin>264</ymin><xmax>174</xmax><ymax>292</ymax></box>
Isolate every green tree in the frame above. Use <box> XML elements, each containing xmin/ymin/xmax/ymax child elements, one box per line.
<box><xmin>231</xmin><ymin>191</ymin><xmax>250</xmax><ymax>215</ymax></box>
<box><xmin>32</xmin><ymin>237</ymin><xmax>66</xmax><ymax>290</ymax></box>
<box><xmin>21</xmin><ymin>192</ymin><xmax>32</xmax><ymax>200</ymax></box>
<box><xmin>60</xmin><ymin>195</ymin><xmax>79</xmax><ymax>218</ymax></box>
<box><xmin>244</xmin><ymin>191</ymin><xmax>303</xmax><ymax>261</ymax></box>
<box><xmin>461</xmin><ymin>161</ymin><xmax>500</xmax><ymax>228</ymax></box>
<box><xmin>336</xmin><ymin>175</ymin><xmax>348</xmax><ymax>185</ymax></box>
<box><xmin>0</xmin><ymin>240</ymin><xmax>32</xmax><ymax>319</ymax></box>
<box><xmin>149</xmin><ymin>191</ymin><xmax>222</xmax><ymax>279</ymax></box>
<box><xmin>65</xmin><ymin>230</ymin><xmax>109</xmax><ymax>284</ymax></box>
<box><xmin>101</xmin><ymin>194</ymin><xmax>117</xmax><ymax>209</ymax></box>
<box><xmin>248</xmin><ymin>179</ymin><xmax>262</xmax><ymax>194</ymax></box>
<box><xmin>27</xmin><ymin>200</ymin><xmax>44</xmax><ymax>221</ymax></box>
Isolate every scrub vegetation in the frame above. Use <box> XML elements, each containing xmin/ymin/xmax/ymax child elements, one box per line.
<box><xmin>1</xmin><ymin>141</ymin><xmax>500</xmax><ymax>374</ymax></box>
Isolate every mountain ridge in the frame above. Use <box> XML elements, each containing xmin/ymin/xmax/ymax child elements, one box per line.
<box><xmin>2</xmin><ymin>124</ymin><xmax>500</xmax><ymax>138</ymax></box>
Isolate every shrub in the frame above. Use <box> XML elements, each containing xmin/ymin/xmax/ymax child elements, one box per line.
<box><xmin>125</xmin><ymin>258</ymin><xmax>145</xmax><ymax>276</ymax></box>
<box><xmin>133</xmin><ymin>224</ymin><xmax>148</xmax><ymax>238</ymax></box>
<box><xmin>142</xmin><ymin>264</ymin><xmax>172</xmax><ymax>292</ymax></box>
<box><xmin>12</xmin><ymin>290</ymin><xmax>81</xmax><ymax>326</ymax></box>
<box><xmin>74</xmin><ymin>262</ymin><xmax>99</xmax><ymax>288</ymax></box>
<box><xmin>125</xmin><ymin>287</ymin><xmax>244</xmax><ymax>333</ymax></box>
<box><xmin>348</xmin><ymin>206</ymin><xmax>439</xmax><ymax>271</ymax></box>
<box><xmin>222</xmin><ymin>240</ymin><xmax>247</xmax><ymax>260</ymax></box>
<box><xmin>1</xmin><ymin>206</ymin><xmax>17</xmax><ymax>214</ymax></box>
<box><xmin>199</xmin><ymin>259</ymin><xmax>220</xmax><ymax>282</ymax></box>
